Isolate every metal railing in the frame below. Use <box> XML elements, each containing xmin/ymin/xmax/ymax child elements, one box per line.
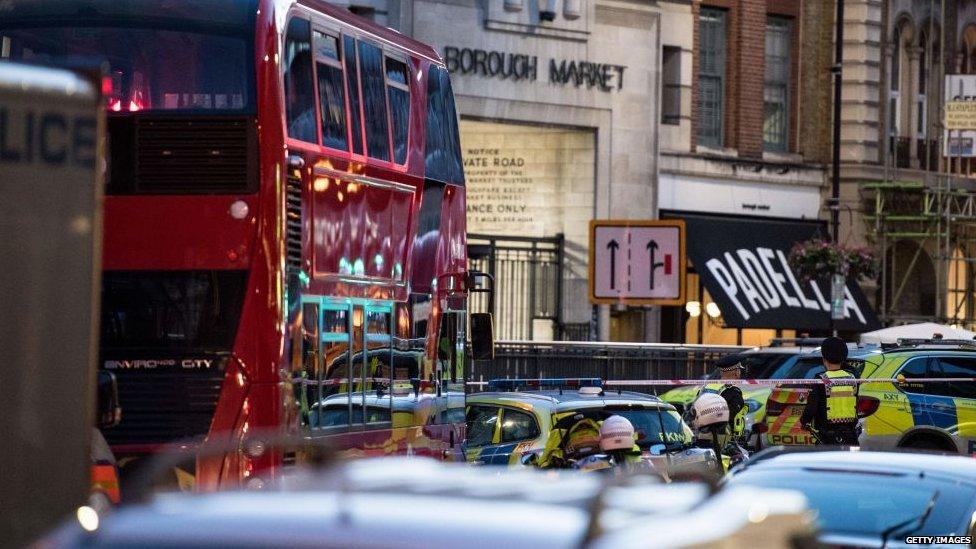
<box><xmin>468</xmin><ymin>234</ymin><xmax>564</xmax><ymax>341</ymax></box>
<box><xmin>471</xmin><ymin>340</ymin><xmax>749</xmax><ymax>394</ymax></box>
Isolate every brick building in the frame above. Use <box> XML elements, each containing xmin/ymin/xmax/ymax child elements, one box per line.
<box><xmin>657</xmin><ymin>0</ymin><xmax>879</xmax><ymax>344</ymax></box>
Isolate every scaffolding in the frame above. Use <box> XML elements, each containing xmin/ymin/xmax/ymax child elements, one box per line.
<box><xmin>862</xmin><ymin>179</ymin><xmax>976</xmax><ymax>329</ymax></box>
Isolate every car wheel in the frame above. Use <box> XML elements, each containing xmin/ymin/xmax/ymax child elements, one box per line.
<box><xmin>900</xmin><ymin>434</ymin><xmax>955</xmax><ymax>453</ymax></box>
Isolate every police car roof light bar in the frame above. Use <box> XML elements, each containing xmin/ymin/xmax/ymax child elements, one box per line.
<box><xmin>886</xmin><ymin>338</ymin><xmax>976</xmax><ymax>350</ymax></box>
<box><xmin>769</xmin><ymin>337</ymin><xmax>827</xmax><ymax>348</ymax></box>
<box><xmin>487</xmin><ymin>378</ymin><xmax>603</xmax><ymax>392</ymax></box>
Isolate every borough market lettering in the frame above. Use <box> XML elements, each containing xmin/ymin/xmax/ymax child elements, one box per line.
<box><xmin>444</xmin><ymin>46</ymin><xmax>626</xmax><ymax>92</ymax></box>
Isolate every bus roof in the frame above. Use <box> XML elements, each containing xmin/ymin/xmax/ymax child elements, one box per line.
<box><xmin>295</xmin><ymin>0</ymin><xmax>443</xmax><ymax>64</ymax></box>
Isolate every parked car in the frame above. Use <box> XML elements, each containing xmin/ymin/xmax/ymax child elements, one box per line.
<box><xmin>464</xmin><ymin>379</ymin><xmax>720</xmax><ymax>479</ymax></box>
<box><xmin>43</xmin><ymin>456</ymin><xmax>815</xmax><ymax>548</ymax></box>
<box><xmin>725</xmin><ymin>448</ymin><xmax>976</xmax><ymax>547</ymax></box>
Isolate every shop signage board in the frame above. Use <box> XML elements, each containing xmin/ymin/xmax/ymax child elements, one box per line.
<box><xmin>589</xmin><ymin>220</ymin><xmax>685</xmax><ymax>305</ymax></box>
<box><xmin>444</xmin><ymin>46</ymin><xmax>627</xmax><ymax>92</ymax></box>
<box><xmin>944</xmin><ymin>75</ymin><xmax>976</xmax><ymax>156</ymax></box>
<box><xmin>677</xmin><ymin>215</ymin><xmax>880</xmax><ymax>331</ymax></box>
<box><xmin>944</xmin><ymin>101</ymin><xmax>976</xmax><ymax>131</ymax></box>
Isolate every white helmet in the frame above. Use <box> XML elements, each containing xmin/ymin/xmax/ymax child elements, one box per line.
<box><xmin>600</xmin><ymin>415</ymin><xmax>635</xmax><ymax>451</ymax></box>
<box><xmin>691</xmin><ymin>393</ymin><xmax>729</xmax><ymax>430</ymax></box>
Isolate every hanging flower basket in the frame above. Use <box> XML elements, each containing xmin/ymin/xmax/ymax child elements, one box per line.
<box><xmin>788</xmin><ymin>239</ymin><xmax>879</xmax><ymax>281</ymax></box>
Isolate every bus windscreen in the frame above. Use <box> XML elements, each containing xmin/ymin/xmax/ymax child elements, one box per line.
<box><xmin>0</xmin><ymin>26</ymin><xmax>253</xmax><ymax>112</ymax></box>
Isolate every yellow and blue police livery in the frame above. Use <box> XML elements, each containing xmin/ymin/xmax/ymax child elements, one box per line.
<box><xmin>464</xmin><ymin>379</ymin><xmax>694</xmax><ymax>467</ymax></box>
<box><xmin>857</xmin><ymin>341</ymin><xmax>976</xmax><ymax>455</ymax></box>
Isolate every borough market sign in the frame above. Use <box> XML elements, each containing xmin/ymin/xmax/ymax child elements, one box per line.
<box><xmin>444</xmin><ymin>46</ymin><xmax>627</xmax><ymax>92</ymax></box>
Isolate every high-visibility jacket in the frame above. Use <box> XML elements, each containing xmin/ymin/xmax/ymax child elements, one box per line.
<box><xmin>821</xmin><ymin>370</ymin><xmax>857</xmax><ymax>423</ymax></box>
<box><xmin>538</xmin><ymin>416</ymin><xmax>603</xmax><ymax>468</ymax></box>
<box><xmin>699</xmin><ymin>383</ymin><xmax>746</xmax><ymax>437</ymax></box>
<box><xmin>91</xmin><ymin>463</ymin><xmax>120</xmax><ymax>504</ymax></box>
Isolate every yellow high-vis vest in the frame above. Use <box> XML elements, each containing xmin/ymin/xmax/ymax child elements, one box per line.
<box><xmin>822</xmin><ymin>370</ymin><xmax>857</xmax><ymax>423</ymax></box>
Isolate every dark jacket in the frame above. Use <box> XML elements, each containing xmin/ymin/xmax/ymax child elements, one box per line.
<box><xmin>720</xmin><ymin>385</ymin><xmax>744</xmax><ymax>432</ymax></box>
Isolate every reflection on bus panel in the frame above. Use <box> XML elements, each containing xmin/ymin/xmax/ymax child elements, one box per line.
<box><xmin>0</xmin><ymin>0</ymin><xmax>470</xmax><ymax>490</ymax></box>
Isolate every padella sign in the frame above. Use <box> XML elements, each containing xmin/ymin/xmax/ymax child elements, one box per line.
<box><xmin>680</xmin><ymin>215</ymin><xmax>879</xmax><ymax>331</ymax></box>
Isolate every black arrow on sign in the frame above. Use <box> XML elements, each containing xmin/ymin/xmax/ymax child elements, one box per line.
<box><xmin>607</xmin><ymin>239</ymin><xmax>619</xmax><ymax>289</ymax></box>
<box><xmin>647</xmin><ymin>240</ymin><xmax>665</xmax><ymax>289</ymax></box>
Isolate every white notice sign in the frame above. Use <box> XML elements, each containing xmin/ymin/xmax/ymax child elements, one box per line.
<box><xmin>589</xmin><ymin>220</ymin><xmax>685</xmax><ymax>305</ymax></box>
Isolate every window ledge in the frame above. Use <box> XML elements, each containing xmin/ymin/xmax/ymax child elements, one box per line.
<box><xmin>762</xmin><ymin>151</ymin><xmax>803</xmax><ymax>164</ymax></box>
<box><xmin>695</xmin><ymin>145</ymin><xmax>739</xmax><ymax>158</ymax></box>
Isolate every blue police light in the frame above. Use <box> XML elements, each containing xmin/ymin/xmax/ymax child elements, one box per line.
<box><xmin>487</xmin><ymin>378</ymin><xmax>603</xmax><ymax>391</ymax></box>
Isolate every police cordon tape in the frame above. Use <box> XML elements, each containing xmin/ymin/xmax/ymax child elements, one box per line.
<box><xmin>465</xmin><ymin>377</ymin><xmax>976</xmax><ymax>387</ymax></box>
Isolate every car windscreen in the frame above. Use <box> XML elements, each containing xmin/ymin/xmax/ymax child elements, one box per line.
<box><xmin>771</xmin><ymin>356</ymin><xmax>867</xmax><ymax>379</ymax></box>
<box><xmin>607</xmin><ymin>408</ymin><xmax>688</xmax><ymax>450</ymax></box>
<box><xmin>100</xmin><ymin>271</ymin><xmax>248</xmax><ymax>353</ymax></box>
<box><xmin>0</xmin><ymin>22</ymin><xmax>254</xmax><ymax>112</ymax></box>
<box><xmin>727</xmin><ymin>468</ymin><xmax>975</xmax><ymax>537</ymax></box>
<box><xmin>739</xmin><ymin>353</ymin><xmax>794</xmax><ymax>378</ymax></box>
<box><xmin>769</xmin><ymin>357</ymin><xmax>826</xmax><ymax>379</ymax></box>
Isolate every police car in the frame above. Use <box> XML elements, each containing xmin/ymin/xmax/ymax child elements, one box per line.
<box><xmin>464</xmin><ymin>379</ymin><xmax>720</xmax><ymax>478</ymax></box>
<box><xmin>762</xmin><ymin>339</ymin><xmax>976</xmax><ymax>454</ymax></box>
<box><xmin>661</xmin><ymin>339</ymin><xmax>824</xmax><ymax>449</ymax></box>
<box><xmin>857</xmin><ymin>339</ymin><xmax>976</xmax><ymax>454</ymax></box>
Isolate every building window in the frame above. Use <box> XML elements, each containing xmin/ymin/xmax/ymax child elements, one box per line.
<box><xmin>763</xmin><ymin>16</ymin><xmax>791</xmax><ymax>152</ymax></box>
<box><xmin>698</xmin><ymin>8</ymin><xmax>726</xmax><ymax>148</ymax></box>
<box><xmin>917</xmin><ymin>30</ymin><xmax>928</xmax><ymax>139</ymax></box>
<box><xmin>889</xmin><ymin>26</ymin><xmax>901</xmax><ymax>139</ymax></box>
<box><xmin>662</xmin><ymin>46</ymin><xmax>681</xmax><ymax>125</ymax></box>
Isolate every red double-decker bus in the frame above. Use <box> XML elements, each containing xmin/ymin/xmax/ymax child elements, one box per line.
<box><xmin>1</xmin><ymin>0</ymin><xmax>478</xmax><ymax>490</ymax></box>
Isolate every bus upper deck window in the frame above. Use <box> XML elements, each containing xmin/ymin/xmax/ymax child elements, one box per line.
<box><xmin>358</xmin><ymin>41</ymin><xmax>390</xmax><ymax>162</ymax></box>
<box><xmin>343</xmin><ymin>35</ymin><xmax>364</xmax><ymax>155</ymax></box>
<box><xmin>284</xmin><ymin>17</ymin><xmax>316</xmax><ymax>142</ymax></box>
<box><xmin>313</xmin><ymin>30</ymin><xmax>348</xmax><ymax>151</ymax></box>
<box><xmin>386</xmin><ymin>57</ymin><xmax>410</xmax><ymax>165</ymax></box>
<box><xmin>424</xmin><ymin>66</ymin><xmax>464</xmax><ymax>185</ymax></box>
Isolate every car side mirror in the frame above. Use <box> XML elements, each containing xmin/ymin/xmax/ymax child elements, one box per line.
<box><xmin>467</xmin><ymin>271</ymin><xmax>495</xmax><ymax>361</ymax></box>
<box><xmin>470</xmin><ymin>312</ymin><xmax>494</xmax><ymax>360</ymax></box>
<box><xmin>97</xmin><ymin>370</ymin><xmax>121</xmax><ymax>429</ymax></box>
<box><xmin>649</xmin><ymin>443</ymin><xmax>667</xmax><ymax>456</ymax></box>
<box><xmin>520</xmin><ymin>452</ymin><xmax>538</xmax><ymax>466</ymax></box>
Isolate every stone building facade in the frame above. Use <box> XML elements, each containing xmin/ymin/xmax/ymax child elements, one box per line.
<box><xmin>382</xmin><ymin>0</ymin><xmax>666</xmax><ymax>340</ymax></box>
<box><xmin>838</xmin><ymin>0</ymin><xmax>976</xmax><ymax>328</ymax></box>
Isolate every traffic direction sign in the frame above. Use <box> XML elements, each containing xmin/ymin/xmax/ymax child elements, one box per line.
<box><xmin>589</xmin><ymin>220</ymin><xmax>685</xmax><ymax>305</ymax></box>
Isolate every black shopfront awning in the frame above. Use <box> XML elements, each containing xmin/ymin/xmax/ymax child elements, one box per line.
<box><xmin>677</xmin><ymin>214</ymin><xmax>880</xmax><ymax>332</ymax></box>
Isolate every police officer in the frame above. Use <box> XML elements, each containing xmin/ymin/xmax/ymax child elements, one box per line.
<box><xmin>696</xmin><ymin>354</ymin><xmax>746</xmax><ymax>446</ymax></box>
<box><xmin>801</xmin><ymin>336</ymin><xmax>858</xmax><ymax>445</ymax></box>
<box><xmin>599</xmin><ymin>415</ymin><xmax>644</xmax><ymax>469</ymax></box>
